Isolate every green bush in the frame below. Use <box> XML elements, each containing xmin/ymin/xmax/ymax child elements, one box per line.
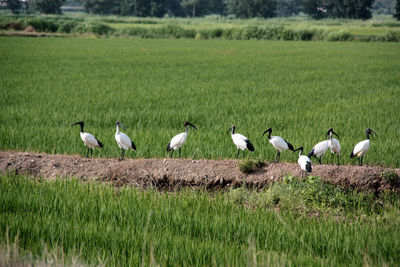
<box><xmin>238</xmin><ymin>159</ymin><xmax>255</xmax><ymax>173</ymax></box>
<box><xmin>294</xmin><ymin>29</ymin><xmax>315</xmax><ymax>41</ymax></box>
<box><xmin>211</xmin><ymin>27</ymin><xmax>223</xmax><ymax>38</ymax></box>
<box><xmin>24</xmin><ymin>18</ymin><xmax>59</xmax><ymax>32</ymax></box>
<box><xmin>326</xmin><ymin>30</ymin><xmax>351</xmax><ymax>41</ymax></box>
<box><xmin>384</xmin><ymin>31</ymin><xmax>400</xmax><ymax>42</ymax></box>
<box><xmin>57</xmin><ymin>21</ymin><xmax>78</xmax><ymax>33</ymax></box>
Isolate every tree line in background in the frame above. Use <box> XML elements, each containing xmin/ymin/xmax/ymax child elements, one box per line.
<box><xmin>1</xmin><ymin>0</ymin><xmax>400</xmax><ymax>20</ymax></box>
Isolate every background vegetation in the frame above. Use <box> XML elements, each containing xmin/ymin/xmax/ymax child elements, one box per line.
<box><xmin>0</xmin><ymin>37</ymin><xmax>399</xmax><ymax>166</ymax></box>
<box><xmin>1</xmin><ymin>173</ymin><xmax>399</xmax><ymax>266</ymax></box>
<box><xmin>2</xmin><ymin>0</ymin><xmax>399</xmax><ymax>20</ymax></box>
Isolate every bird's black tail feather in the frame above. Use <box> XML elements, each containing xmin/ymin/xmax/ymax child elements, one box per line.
<box><xmin>350</xmin><ymin>151</ymin><xmax>355</xmax><ymax>158</ymax></box>
<box><xmin>96</xmin><ymin>138</ymin><xmax>104</xmax><ymax>148</ymax></box>
<box><xmin>308</xmin><ymin>149</ymin><xmax>314</xmax><ymax>158</ymax></box>
<box><xmin>131</xmin><ymin>141</ymin><xmax>136</xmax><ymax>150</ymax></box>
<box><xmin>306</xmin><ymin>162</ymin><xmax>312</xmax><ymax>173</ymax></box>
<box><xmin>246</xmin><ymin>140</ymin><xmax>255</xmax><ymax>152</ymax></box>
<box><xmin>166</xmin><ymin>142</ymin><xmax>171</xmax><ymax>152</ymax></box>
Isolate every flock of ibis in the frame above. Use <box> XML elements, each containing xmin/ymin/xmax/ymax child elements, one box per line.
<box><xmin>72</xmin><ymin>121</ymin><xmax>377</xmax><ymax>173</ymax></box>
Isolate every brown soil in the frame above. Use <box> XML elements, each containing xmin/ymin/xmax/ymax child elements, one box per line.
<box><xmin>1</xmin><ymin>151</ymin><xmax>399</xmax><ymax>194</ymax></box>
<box><xmin>24</xmin><ymin>25</ymin><xmax>36</xmax><ymax>32</ymax></box>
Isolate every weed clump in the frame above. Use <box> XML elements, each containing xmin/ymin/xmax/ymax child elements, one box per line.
<box><xmin>238</xmin><ymin>159</ymin><xmax>265</xmax><ymax>174</ymax></box>
<box><xmin>380</xmin><ymin>170</ymin><xmax>398</xmax><ymax>182</ymax></box>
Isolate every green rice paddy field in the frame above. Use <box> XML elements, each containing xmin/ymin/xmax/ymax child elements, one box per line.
<box><xmin>1</xmin><ymin>174</ymin><xmax>400</xmax><ymax>266</ymax></box>
<box><xmin>1</xmin><ymin>36</ymin><xmax>400</xmax><ymax>266</ymax></box>
<box><xmin>1</xmin><ymin>37</ymin><xmax>399</xmax><ymax>166</ymax></box>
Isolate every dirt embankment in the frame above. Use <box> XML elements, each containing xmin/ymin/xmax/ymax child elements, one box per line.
<box><xmin>1</xmin><ymin>151</ymin><xmax>399</xmax><ymax>194</ymax></box>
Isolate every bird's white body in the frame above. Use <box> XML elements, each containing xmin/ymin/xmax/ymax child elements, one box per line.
<box><xmin>169</xmin><ymin>132</ymin><xmax>188</xmax><ymax>151</ymax></box>
<box><xmin>115</xmin><ymin>128</ymin><xmax>135</xmax><ymax>151</ymax></box>
<box><xmin>80</xmin><ymin>132</ymin><xmax>101</xmax><ymax>148</ymax></box>
<box><xmin>298</xmin><ymin>155</ymin><xmax>312</xmax><ymax>172</ymax></box>
<box><xmin>311</xmin><ymin>140</ymin><xmax>329</xmax><ymax>156</ymax></box>
<box><xmin>269</xmin><ymin>136</ymin><xmax>290</xmax><ymax>152</ymax></box>
<box><xmin>352</xmin><ymin>139</ymin><xmax>370</xmax><ymax>158</ymax></box>
<box><xmin>328</xmin><ymin>138</ymin><xmax>341</xmax><ymax>155</ymax></box>
<box><xmin>231</xmin><ymin>133</ymin><xmax>249</xmax><ymax>151</ymax></box>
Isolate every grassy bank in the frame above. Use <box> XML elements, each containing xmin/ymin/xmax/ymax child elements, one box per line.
<box><xmin>1</xmin><ymin>14</ymin><xmax>400</xmax><ymax>41</ymax></box>
<box><xmin>0</xmin><ymin>173</ymin><xmax>399</xmax><ymax>265</ymax></box>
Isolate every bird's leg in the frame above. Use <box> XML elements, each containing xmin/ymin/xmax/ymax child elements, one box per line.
<box><xmin>360</xmin><ymin>156</ymin><xmax>363</xmax><ymax>166</ymax></box>
<box><xmin>120</xmin><ymin>149</ymin><xmax>125</xmax><ymax>161</ymax></box>
<box><xmin>275</xmin><ymin>151</ymin><xmax>280</xmax><ymax>162</ymax></box>
<box><xmin>86</xmin><ymin>147</ymin><xmax>89</xmax><ymax>158</ymax></box>
<box><xmin>170</xmin><ymin>150</ymin><xmax>174</xmax><ymax>158</ymax></box>
<box><xmin>337</xmin><ymin>155</ymin><xmax>340</xmax><ymax>166</ymax></box>
<box><xmin>91</xmin><ymin>148</ymin><xmax>94</xmax><ymax>158</ymax></box>
<box><xmin>317</xmin><ymin>156</ymin><xmax>322</xmax><ymax>164</ymax></box>
<box><xmin>179</xmin><ymin>148</ymin><xmax>181</xmax><ymax>158</ymax></box>
<box><xmin>236</xmin><ymin>149</ymin><xmax>240</xmax><ymax>159</ymax></box>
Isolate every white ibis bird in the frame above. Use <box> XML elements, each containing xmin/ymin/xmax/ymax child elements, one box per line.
<box><xmin>350</xmin><ymin>128</ymin><xmax>377</xmax><ymax>166</ymax></box>
<box><xmin>262</xmin><ymin>128</ymin><xmax>294</xmax><ymax>162</ymax></box>
<box><xmin>115</xmin><ymin>121</ymin><xmax>136</xmax><ymax>160</ymax></box>
<box><xmin>228</xmin><ymin>125</ymin><xmax>254</xmax><ymax>159</ymax></box>
<box><xmin>72</xmin><ymin>121</ymin><xmax>103</xmax><ymax>158</ymax></box>
<box><xmin>293</xmin><ymin>146</ymin><xmax>312</xmax><ymax>174</ymax></box>
<box><xmin>327</xmin><ymin>128</ymin><xmax>341</xmax><ymax>165</ymax></box>
<box><xmin>166</xmin><ymin>121</ymin><xmax>197</xmax><ymax>158</ymax></box>
<box><xmin>308</xmin><ymin>139</ymin><xmax>329</xmax><ymax>164</ymax></box>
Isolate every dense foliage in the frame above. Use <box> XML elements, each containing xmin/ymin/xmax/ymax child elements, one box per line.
<box><xmin>1</xmin><ymin>0</ymin><xmax>22</xmax><ymax>14</ymax></box>
<box><xmin>31</xmin><ymin>0</ymin><xmax>65</xmax><ymax>14</ymax></box>
<box><xmin>1</xmin><ymin>0</ymin><xmax>378</xmax><ymax>18</ymax></box>
<box><xmin>395</xmin><ymin>0</ymin><xmax>400</xmax><ymax>19</ymax></box>
<box><xmin>302</xmin><ymin>0</ymin><xmax>375</xmax><ymax>19</ymax></box>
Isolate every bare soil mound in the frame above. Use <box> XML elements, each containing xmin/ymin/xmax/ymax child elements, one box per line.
<box><xmin>1</xmin><ymin>151</ymin><xmax>399</xmax><ymax>194</ymax></box>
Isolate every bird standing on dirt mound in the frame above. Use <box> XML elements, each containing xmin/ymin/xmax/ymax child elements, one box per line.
<box><xmin>72</xmin><ymin>121</ymin><xmax>103</xmax><ymax>158</ymax></box>
<box><xmin>167</xmin><ymin>121</ymin><xmax>197</xmax><ymax>158</ymax></box>
<box><xmin>351</xmin><ymin>128</ymin><xmax>377</xmax><ymax>166</ymax></box>
<box><xmin>262</xmin><ymin>128</ymin><xmax>294</xmax><ymax>162</ymax></box>
<box><xmin>327</xmin><ymin>128</ymin><xmax>341</xmax><ymax>165</ymax></box>
<box><xmin>115</xmin><ymin>121</ymin><xmax>136</xmax><ymax>161</ymax></box>
<box><xmin>228</xmin><ymin>125</ymin><xmax>254</xmax><ymax>159</ymax></box>
<box><xmin>293</xmin><ymin>146</ymin><xmax>312</xmax><ymax>175</ymax></box>
<box><xmin>308</xmin><ymin>139</ymin><xmax>329</xmax><ymax>164</ymax></box>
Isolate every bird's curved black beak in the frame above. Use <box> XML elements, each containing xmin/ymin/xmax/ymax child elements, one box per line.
<box><xmin>293</xmin><ymin>146</ymin><xmax>303</xmax><ymax>154</ymax></box>
<box><xmin>188</xmin><ymin>122</ymin><xmax>197</xmax><ymax>131</ymax></box>
<box><xmin>332</xmin><ymin>131</ymin><xmax>339</xmax><ymax>138</ymax></box>
<box><xmin>227</xmin><ymin>127</ymin><xmax>231</xmax><ymax>134</ymax></box>
<box><xmin>72</xmin><ymin>121</ymin><xmax>82</xmax><ymax>127</ymax></box>
<box><xmin>371</xmin><ymin>129</ymin><xmax>377</xmax><ymax>137</ymax></box>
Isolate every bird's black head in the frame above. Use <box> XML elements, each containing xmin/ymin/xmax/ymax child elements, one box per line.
<box><xmin>366</xmin><ymin>128</ymin><xmax>377</xmax><ymax>139</ymax></box>
<box><xmin>184</xmin><ymin>121</ymin><xmax>197</xmax><ymax>131</ymax></box>
<box><xmin>326</xmin><ymin>128</ymin><xmax>339</xmax><ymax>138</ymax></box>
<box><xmin>116</xmin><ymin>121</ymin><xmax>126</xmax><ymax>129</ymax></box>
<box><xmin>72</xmin><ymin>121</ymin><xmax>84</xmax><ymax>127</ymax></box>
<box><xmin>72</xmin><ymin>121</ymin><xmax>84</xmax><ymax>132</ymax></box>
<box><xmin>262</xmin><ymin>128</ymin><xmax>272</xmax><ymax>139</ymax></box>
<box><xmin>227</xmin><ymin>125</ymin><xmax>235</xmax><ymax>134</ymax></box>
<box><xmin>293</xmin><ymin>146</ymin><xmax>304</xmax><ymax>155</ymax></box>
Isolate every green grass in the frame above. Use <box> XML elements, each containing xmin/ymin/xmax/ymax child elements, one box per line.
<box><xmin>0</xmin><ymin>37</ymin><xmax>399</xmax><ymax>166</ymax></box>
<box><xmin>1</xmin><ymin>174</ymin><xmax>399</xmax><ymax>266</ymax></box>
